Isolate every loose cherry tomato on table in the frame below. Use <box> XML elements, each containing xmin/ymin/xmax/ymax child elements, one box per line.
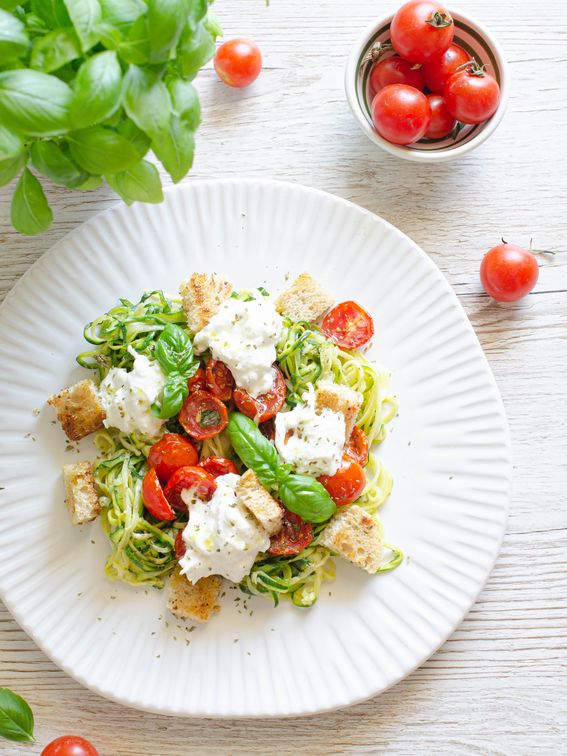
<box><xmin>147</xmin><ymin>433</ymin><xmax>198</xmax><ymax>483</ymax></box>
<box><xmin>175</xmin><ymin>530</ymin><xmax>186</xmax><ymax>559</ymax></box>
<box><xmin>422</xmin><ymin>43</ymin><xmax>470</xmax><ymax>94</ymax></box>
<box><xmin>345</xmin><ymin>426</ymin><xmax>369</xmax><ymax>466</ymax></box>
<box><xmin>205</xmin><ymin>358</ymin><xmax>235</xmax><ymax>402</ymax></box>
<box><xmin>179</xmin><ymin>390</ymin><xmax>229</xmax><ymax>439</ymax></box>
<box><xmin>269</xmin><ymin>507</ymin><xmax>313</xmax><ymax>556</ymax></box>
<box><xmin>369</xmin><ymin>55</ymin><xmax>424</xmax><ymax>94</ymax></box>
<box><xmin>371</xmin><ymin>84</ymin><xmax>431</xmax><ymax>145</ymax></box>
<box><xmin>198</xmin><ymin>456</ymin><xmax>239</xmax><ymax>477</ymax></box>
<box><xmin>214</xmin><ymin>38</ymin><xmax>262</xmax><ymax>88</ymax></box>
<box><xmin>142</xmin><ymin>467</ymin><xmax>176</xmax><ymax>521</ymax></box>
<box><xmin>233</xmin><ymin>366</ymin><xmax>287</xmax><ymax>422</ymax></box>
<box><xmin>164</xmin><ymin>466</ymin><xmax>217</xmax><ymax>512</ymax></box>
<box><xmin>444</xmin><ymin>63</ymin><xmax>501</xmax><ymax>124</ymax></box>
<box><xmin>390</xmin><ymin>0</ymin><xmax>454</xmax><ymax>64</ymax></box>
<box><xmin>322</xmin><ymin>301</ymin><xmax>375</xmax><ymax>350</ymax></box>
<box><xmin>42</xmin><ymin>737</ymin><xmax>99</xmax><ymax>756</ymax></box>
<box><xmin>319</xmin><ymin>456</ymin><xmax>366</xmax><ymax>506</ymax></box>
<box><xmin>480</xmin><ymin>243</ymin><xmax>539</xmax><ymax>302</ymax></box>
<box><xmin>424</xmin><ymin>94</ymin><xmax>457</xmax><ymax>138</ymax></box>
<box><xmin>187</xmin><ymin>366</ymin><xmax>206</xmax><ymax>393</ymax></box>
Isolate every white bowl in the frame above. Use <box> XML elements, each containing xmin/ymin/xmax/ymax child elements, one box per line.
<box><xmin>345</xmin><ymin>8</ymin><xmax>510</xmax><ymax>162</ymax></box>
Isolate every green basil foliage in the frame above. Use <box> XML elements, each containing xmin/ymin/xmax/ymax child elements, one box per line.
<box><xmin>152</xmin><ymin>323</ymin><xmax>199</xmax><ymax>419</ymax></box>
<box><xmin>0</xmin><ymin>687</ymin><xmax>34</xmax><ymax>743</ymax></box>
<box><xmin>228</xmin><ymin>413</ymin><xmax>337</xmax><ymax>524</ymax></box>
<box><xmin>0</xmin><ymin>0</ymin><xmax>222</xmax><ymax>235</ymax></box>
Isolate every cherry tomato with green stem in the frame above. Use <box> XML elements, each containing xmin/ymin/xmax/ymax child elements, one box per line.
<box><xmin>444</xmin><ymin>63</ymin><xmax>500</xmax><ymax>124</ymax></box>
<box><xmin>390</xmin><ymin>0</ymin><xmax>454</xmax><ymax>64</ymax></box>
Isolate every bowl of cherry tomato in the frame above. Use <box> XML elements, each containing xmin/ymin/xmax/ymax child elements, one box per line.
<box><xmin>345</xmin><ymin>1</ymin><xmax>509</xmax><ymax>161</ymax></box>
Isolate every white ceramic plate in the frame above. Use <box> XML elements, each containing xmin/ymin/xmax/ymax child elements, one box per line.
<box><xmin>0</xmin><ymin>180</ymin><xmax>511</xmax><ymax>718</ymax></box>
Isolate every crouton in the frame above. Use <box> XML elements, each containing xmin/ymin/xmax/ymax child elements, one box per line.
<box><xmin>62</xmin><ymin>461</ymin><xmax>101</xmax><ymax>525</ymax></box>
<box><xmin>275</xmin><ymin>273</ymin><xmax>334</xmax><ymax>323</ymax></box>
<box><xmin>236</xmin><ymin>470</ymin><xmax>283</xmax><ymax>536</ymax></box>
<box><xmin>315</xmin><ymin>380</ymin><xmax>363</xmax><ymax>440</ymax></box>
<box><xmin>319</xmin><ymin>505</ymin><xmax>383</xmax><ymax>574</ymax></box>
<box><xmin>48</xmin><ymin>379</ymin><xmax>106</xmax><ymax>441</ymax></box>
<box><xmin>179</xmin><ymin>273</ymin><xmax>233</xmax><ymax>333</ymax></box>
<box><xmin>167</xmin><ymin>568</ymin><xmax>222</xmax><ymax>623</ymax></box>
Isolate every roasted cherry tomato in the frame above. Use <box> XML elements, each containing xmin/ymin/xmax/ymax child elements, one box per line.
<box><xmin>444</xmin><ymin>64</ymin><xmax>501</xmax><ymax>124</ymax></box>
<box><xmin>319</xmin><ymin>456</ymin><xmax>366</xmax><ymax>506</ymax></box>
<box><xmin>259</xmin><ymin>418</ymin><xmax>276</xmax><ymax>442</ymax></box>
<box><xmin>198</xmin><ymin>456</ymin><xmax>239</xmax><ymax>477</ymax></box>
<box><xmin>147</xmin><ymin>433</ymin><xmax>199</xmax><ymax>484</ymax></box>
<box><xmin>480</xmin><ymin>243</ymin><xmax>539</xmax><ymax>302</ymax></box>
<box><xmin>179</xmin><ymin>390</ymin><xmax>229</xmax><ymax>439</ymax></box>
<box><xmin>175</xmin><ymin>530</ymin><xmax>186</xmax><ymax>559</ymax></box>
<box><xmin>214</xmin><ymin>38</ymin><xmax>262</xmax><ymax>88</ymax></box>
<box><xmin>164</xmin><ymin>466</ymin><xmax>217</xmax><ymax>513</ymax></box>
<box><xmin>424</xmin><ymin>94</ymin><xmax>456</xmax><ymax>138</ymax></box>
<box><xmin>390</xmin><ymin>0</ymin><xmax>454</xmax><ymax>64</ymax></box>
<box><xmin>369</xmin><ymin>55</ymin><xmax>424</xmax><ymax>94</ymax></box>
<box><xmin>187</xmin><ymin>366</ymin><xmax>206</xmax><ymax>393</ymax></box>
<box><xmin>233</xmin><ymin>366</ymin><xmax>287</xmax><ymax>422</ymax></box>
<box><xmin>345</xmin><ymin>426</ymin><xmax>369</xmax><ymax>466</ymax></box>
<box><xmin>422</xmin><ymin>42</ymin><xmax>470</xmax><ymax>94</ymax></box>
<box><xmin>268</xmin><ymin>507</ymin><xmax>313</xmax><ymax>556</ymax></box>
<box><xmin>205</xmin><ymin>358</ymin><xmax>235</xmax><ymax>402</ymax></box>
<box><xmin>42</xmin><ymin>737</ymin><xmax>99</xmax><ymax>756</ymax></box>
<box><xmin>142</xmin><ymin>468</ymin><xmax>175</xmax><ymax>521</ymax></box>
<box><xmin>322</xmin><ymin>301</ymin><xmax>375</xmax><ymax>350</ymax></box>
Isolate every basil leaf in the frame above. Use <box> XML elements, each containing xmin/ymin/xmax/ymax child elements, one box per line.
<box><xmin>63</xmin><ymin>0</ymin><xmax>102</xmax><ymax>52</ymax></box>
<box><xmin>167</xmin><ymin>77</ymin><xmax>201</xmax><ymax>130</ymax></box>
<box><xmin>0</xmin><ymin>70</ymin><xmax>72</xmax><ymax>136</ymax></box>
<box><xmin>155</xmin><ymin>371</ymin><xmax>188</xmax><ymax>419</ymax></box>
<box><xmin>70</xmin><ymin>50</ymin><xmax>122</xmax><ymax>128</ymax></box>
<box><xmin>31</xmin><ymin>0</ymin><xmax>71</xmax><ymax>28</ymax></box>
<box><xmin>117</xmin><ymin>15</ymin><xmax>150</xmax><ymax>66</ymax></box>
<box><xmin>100</xmin><ymin>0</ymin><xmax>145</xmax><ymax>31</ymax></box>
<box><xmin>148</xmin><ymin>0</ymin><xmax>186</xmax><ymax>61</ymax></box>
<box><xmin>11</xmin><ymin>168</ymin><xmax>53</xmax><ymax>235</ymax></box>
<box><xmin>203</xmin><ymin>10</ymin><xmax>222</xmax><ymax>41</ymax></box>
<box><xmin>0</xmin><ymin>151</ymin><xmax>26</xmax><ymax>187</ymax></box>
<box><xmin>123</xmin><ymin>64</ymin><xmax>172</xmax><ymax>138</ymax></box>
<box><xmin>67</xmin><ymin>126</ymin><xmax>139</xmax><ymax>174</ymax></box>
<box><xmin>278</xmin><ymin>474</ymin><xmax>336</xmax><ymax>524</ymax></box>
<box><xmin>75</xmin><ymin>174</ymin><xmax>102</xmax><ymax>190</ymax></box>
<box><xmin>30</xmin><ymin>27</ymin><xmax>81</xmax><ymax>73</ymax></box>
<box><xmin>30</xmin><ymin>140</ymin><xmax>87</xmax><ymax>187</ymax></box>
<box><xmin>186</xmin><ymin>0</ymin><xmax>208</xmax><ymax>29</ymax></box>
<box><xmin>0</xmin><ymin>8</ymin><xmax>28</xmax><ymax>65</ymax></box>
<box><xmin>0</xmin><ymin>687</ymin><xmax>34</xmax><ymax>743</ymax></box>
<box><xmin>151</xmin><ymin>117</ymin><xmax>194</xmax><ymax>183</ymax></box>
<box><xmin>106</xmin><ymin>159</ymin><xmax>163</xmax><ymax>204</ymax></box>
<box><xmin>116</xmin><ymin>118</ymin><xmax>151</xmax><ymax>157</ymax></box>
<box><xmin>154</xmin><ymin>323</ymin><xmax>197</xmax><ymax>375</ymax></box>
<box><xmin>228</xmin><ymin>412</ymin><xmax>280</xmax><ymax>489</ymax></box>
<box><xmin>177</xmin><ymin>23</ymin><xmax>215</xmax><ymax>79</ymax></box>
<box><xmin>0</xmin><ymin>123</ymin><xmax>22</xmax><ymax>161</ymax></box>
<box><xmin>0</xmin><ymin>2</ymin><xmax>25</xmax><ymax>11</ymax></box>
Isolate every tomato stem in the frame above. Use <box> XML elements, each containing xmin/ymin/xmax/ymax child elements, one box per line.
<box><xmin>425</xmin><ymin>11</ymin><xmax>453</xmax><ymax>28</ymax></box>
<box><xmin>456</xmin><ymin>59</ymin><xmax>488</xmax><ymax>77</ymax></box>
<box><xmin>363</xmin><ymin>41</ymin><xmax>392</xmax><ymax>66</ymax></box>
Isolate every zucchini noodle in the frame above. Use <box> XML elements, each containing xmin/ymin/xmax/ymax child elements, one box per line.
<box><xmin>358</xmin><ymin>452</ymin><xmax>394</xmax><ymax>514</ymax></box>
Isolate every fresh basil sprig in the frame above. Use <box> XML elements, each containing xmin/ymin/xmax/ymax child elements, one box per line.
<box><xmin>0</xmin><ymin>687</ymin><xmax>34</xmax><ymax>743</ymax></box>
<box><xmin>152</xmin><ymin>323</ymin><xmax>199</xmax><ymax>419</ymax></box>
<box><xmin>228</xmin><ymin>412</ymin><xmax>337</xmax><ymax>524</ymax></box>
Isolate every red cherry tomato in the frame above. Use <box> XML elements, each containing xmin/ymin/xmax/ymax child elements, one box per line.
<box><xmin>345</xmin><ymin>426</ymin><xmax>369</xmax><ymax>466</ymax></box>
<box><xmin>321</xmin><ymin>301</ymin><xmax>375</xmax><ymax>350</ymax></box>
<box><xmin>187</xmin><ymin>367</ymin><xmax>206</xmax><ymax>393</ymax></box>
<box><xmin>422</xmin><ymin>43</ymin><xmax>470</xmax><ymax>94</ymax></box>
<box><xmin>390</xmin><ymin>0</ymin><xmax>454</xmax><ymax>64</ymax></box>
<box><xmin>42</xmin><ymin>737</ymin><xmax>99</xmax><ymax>756</ymax></box>
<box><xmin>369</xmin><ymin>55</ymin><xmax>424</xmax><ymax>94</ymax></box>
<box><xmin>175</xmin><ymin>530</ymin><xmax>186</xmax><ymax>559</ymax></box>
<box><xmin>424</xmin><ymin>94</ymin><xmax>456</xmax><ymax>138</ymax></box>
<box><xmin>205</xmin><ymin>359</ymin><xmax>235</xmax><ymax>402</ymax></box>
<box><xmin>198</xmin><ymin>456</ymin><xmax>239</xmax><ymax>477</ymax></box>
<box><xmin>147</xmin><ymin>433</ymin><xmax>198</xmax><ymax>484</ymax></box>
<box><xmin>268</xmin><ymin>507</ymin><xmax>313</xmax><ymax>556</ymax></box>
<box><xmin>444</xmin><ymin>65</ymin><xmax>501</xmax><ymax>124</ymax></box>
<box><xmin>214</xmin><ymin>38</ymin><xmax>262</xmax><ymax>88</ymax></box>
<box><xmin>179</xmin><ymin>390</ymin><xmax>228</xmax><ymax>440</ymax></box>
<box><xmin>233</xmin><ymin>366</ymin><xmax>287</xmax><ymax>423</ymax></box>
<box><xmin>371</xmin><ymin>84</ymin><xmax>431</xmax><ymax>145</ymax></box>
<box><xmin>319</xmin><ymin>456</ymin><xmax>366</xmax><ymax>506</ymax></box>
<box><xmin>480</xmin><ymin>243</ymin><xmax>539</xmax><ymax>302</ymax></box>
<box><xmin>164</xmin><ymin>466</ymin><xmax>217</xmax><ymax>513</ymax></box>
<box><xmin>142</xmin><ymin>467</ymin><xmax>175</xmax><ymax>521</ymax></box>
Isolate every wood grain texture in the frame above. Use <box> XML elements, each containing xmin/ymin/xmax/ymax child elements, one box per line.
<box><xmin>1</xmin><ymin>0</ymin><xmax>566</xmax><ymax>753</ymax></box>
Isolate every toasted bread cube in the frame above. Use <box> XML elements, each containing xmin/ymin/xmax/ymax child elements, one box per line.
<box><xmin>63</xmin><ymin>461</ymin><xmax>101</xmax><ymax>525</ymax></box>
<box><xmin>315</xmin><ymin>380</ymin><xmax>363</xmax><ymax>440</ymax></box>
<box><xmin>319</xmin><ymin>505</ymin><xmax>383</xmax><ymax>574</ymax></box>
<box><xmin>236</xmin><ymin>470</ymin><xmax>283</xmax><ymax>537</ymax></box>
<box><xmin>275</xmin><ymin>273</ymin><xmax>334</xmax><ymax>323</ymax></box>
<box><xmin>48</xmin><ymin>379</ymin><xmax>106</xmax><ymax>441</ymax></box>
<box><xmin>179</xmin><ymin>273</ymin><xmax>233</xmax><ymax>333</ymax></box>
<box><xmin>167</xmin><ymin>568</ymin><xmax>222</xmax><ymax>623</ymax></box>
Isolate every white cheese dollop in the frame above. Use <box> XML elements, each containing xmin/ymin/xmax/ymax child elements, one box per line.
<box><xmin>179</xmin><ymin>473</ymin><xmax>270</xmax><ymax>583</ymax></box>
<box><xmin>99</xmin><ymin>349</ymin><xmax>166</xmax><ymax>437</ymax></box>
<box><xmin>275</xmin><ymin>386</ymin><xmax>345</xmax><ymax>477</ymax></box>
<box><xmin>193</xmin><ymin>293</ymin><xmax>282</xmax><ymax>398</ymax></box>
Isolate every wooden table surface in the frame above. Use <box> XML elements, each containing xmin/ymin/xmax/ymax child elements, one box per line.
<box><xmin>1</xmin><ymin>1</ymin><xmax>566</xmax><ymax>753</ymax></box>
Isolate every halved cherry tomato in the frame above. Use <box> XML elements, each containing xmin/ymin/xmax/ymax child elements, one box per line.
<box><xmin>198</xmin><ymin>456</ymin><xmax>239</xmax><ymax>477</ymax></box>
<box><xmin>187</xmin><ymin>366</ymin><xmax>206</xmax><ymax>393</ymax></box>
<box><xmin>233</xmin><ymin>365</ymin><xmax>286</xmax><ymax>422</ymax></box>
<box><xmin>319</xmin><ymin>456</ymin><xmax>366</xmax><ymax>506</ymax></box>
<box><xmin>142</xmin><ymin>468</ymin><xmax>175</xmax><ymax>521</ymax></box>
<box><xmin>345</xmin><ymin>426</ymin><xmax>369</xmax><ymax>465</ymax></box>
<box><xmin>322</xmin><ymin>301</ymin><xmax>374</xmax><ymax>350</ymax></box>
<box><xmin>147</xmin><ymin>433</ymin><xmax>199</xmax><ymax>484</ymax></box>
<box><xmin>422</xmin><ymin>42</ymin><xmax>470</xmax><ymax>94</ymax></box>
<box><xmin>179</xmin><ymin>390</ymin><xmax>228</xmax><ymax>439</ymax></box>
<box><xmin>175</xmin><ymin>530</ymin><xmax>186</xmax><ymax>559</ymax></box>
<box><xmin>268</xmin><ymin>507</ymin><xmax>313</xmax><ymax>556</ymax></box>
<box><xmin>42</xmin><ymin>736</ymin><xmax>99</xmax><ymax>756</ymax></box>
<box><xmin>259</xmin><ymin>418</ymin><xmax>276</xmax><ymax>442</ymax></box>
<box><xmin>164</xmin><ymin>466</ymin><xmax>217</xmax><ymax>513</ymax></box>
<box><xmin>205</xmin><ymin>358</ymin><xmax>235</xmax><ymax>401</ymax></box>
